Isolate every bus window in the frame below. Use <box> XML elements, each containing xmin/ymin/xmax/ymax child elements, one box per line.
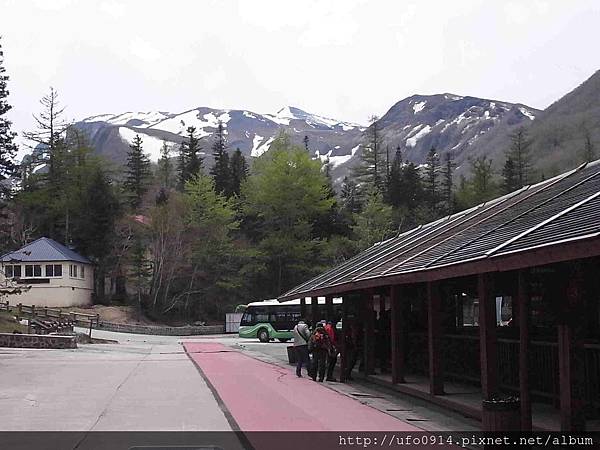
<box><xmin>240</xmin><ymin>311</ymin><xmax>255</xmax><ymax>326</ymax></box>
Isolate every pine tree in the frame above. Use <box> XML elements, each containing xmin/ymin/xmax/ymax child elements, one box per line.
<box><xmin>0</xmin><ymin>37</ymin><xmax>18</xmax><ymax>249</ymax></box>
<box><xmin>440</xmin><ymin>152</ymin><xmax>455</xmax><ymax>215</ymax></box>
<box><xmin>352</xmin><ymin>188</ymin><xmax>394</xmax><ymax>251</ymax></box>
<box><xmin>0</xmin><ymin>37</ymin><xmax>17</xmax><ymax>200</ymax></box>
<box><xmin>424</xmin><ymin>147</ymin><xmax>440</xmax><ymax>215</ymax></box>
<box><xmin>178</xmin><ymin>126</ymin><xmax>203</xmax><ymax>190</ymax></box>
<box><xmin>583</xmin><ymin>128</ymin><xmax>595</xmax><ymax>162</ymax></box>
<box><xmin>470</xmin><ymin>156</ymin><xmax>497</xmax><ymax>204</ymax></box>
<box><xmin>210</xmin><ymin>121</ymin><xmax>231</xmax><ymax>196</ymax></box>
<box><xmin>506</xmin><ymin>127</ymin><xmax>533</xmax><ymax>189</ymax></box>
<box><xmin>22</xmin><ymin>87</ymin><xmax>70</xmax><ymax>184</ymax></box>
<box><xmin>157</xmin><ymin>140</ymin><xmax>173</xmax><ymax>189</ymax></box>
<box><xmin>386</xmin><ymin>147</ymin><xmax>403</xmax><ymax>208</ymax></box>
<box><xmin>229</xmin><ymin>148</ymin><xmax>248</xmax><ymax>197</ymax></box>
<box><xmin>501</xmin><ymin>157</ymin><xmax>519</xmax><ymax>193</ymax></box>
<box><xmin>123</xmin><ymin>134</ymin><xmax>152</xmax><ymax>210</ymax></box>
<box><xmin>340</xmin><ymin>176</ymin><xmax>362</xmax><ymax>214</ymax></box>
<box><xmin>303</xmin><ymin>135</ymin><xmax>309</xmax><ymax>153</ymax></box>
<box><xmin>353</xmin><ymin>115</ymin><xmax>386</xmax><ymax>191</ymax></box>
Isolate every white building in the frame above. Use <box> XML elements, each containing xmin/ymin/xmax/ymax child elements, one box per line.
<box><xmin>0</xmin><ymin>237</ymin><xmax>94</xmax><ymax>307</ymax></box>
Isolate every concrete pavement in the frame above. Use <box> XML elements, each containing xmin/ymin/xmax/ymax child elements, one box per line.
<box><xmin>0</xmin><ymin>337</ymin><xmax>231</xmax><ymax>431</ymax></box>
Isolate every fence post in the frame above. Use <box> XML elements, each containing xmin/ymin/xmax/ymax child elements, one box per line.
<box><xmin>88</xmin><ymin>319</ymin><xmax>93</xmax><ymax>338</ymax></box>
<box><xmin>31</xmin><ymin>304</ymin><xmax>35</xmax><ymax>318</ymax></box>
<box><xmin>96</xmin><ymin>314</ymin><xmax>100</xmax><ymax>327</ymax></box>
<box><xmin>17</xmin><ymin>303</ymin><xmax>22</xmax><ymax>315</ymax></box>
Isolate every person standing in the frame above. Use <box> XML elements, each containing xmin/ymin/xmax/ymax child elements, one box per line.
<box><xmin>324</xmin><ymin>321</ymin><xmax>338</xmax><ymax>381</ymax></box>
<box><xmin>308</xmin><ymin>322</ymin><xmax>331</xmax><ymax>382</ymax></box>
<box><xmin>292</xmin><ymin>318</ymin><xmax>311</xmax><ymax>377</ymax></box>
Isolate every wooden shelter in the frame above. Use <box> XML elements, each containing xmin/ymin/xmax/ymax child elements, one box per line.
<box><xmin>279</xmin><ymin>160</ymin><xmax>600</xmax><ymax>431</ymax></box>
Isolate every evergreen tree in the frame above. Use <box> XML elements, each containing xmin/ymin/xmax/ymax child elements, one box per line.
<box><xmin>470</xmin><ymin>156</ymin><xmax>497</xmax><ymax>204</ymax></box>
<box><xmin>386</xmin><ymin>147</ymin><xmax>403</xmax><ymax>207</ymax></box>
<box><xmin>210</xmin><ymin>121</ymin><xmax>231</xmax><ymax>196</ymax></box>
<box><xmin>229</xmin><ymin>148</ymin><xmax>248</xmax><ymax>197</ymax></box>
<box><xmin>303</xmin><ymin>135</ymin><xmax>309</xmax><ymax>153</ymax></box>
<box><xmin>243</xmin><ymin>132</ymin><xmax>335</xmax><ymax>296</ymax></box>
<box><xmin>506</xmin><ymin>127</ymin><xmax>533</xmax><ymax>188</ymax></box>
<box><xmin>178</xmin><ymin>126</ymin><xmax>202</xmax><ymax>190</ymax></box>
<box><xmin>123</xmin><ymin>134</ymin><xmax>152</xmax><ymax>210</ymax></box>
<box><xmin>340</xmin><ymin>176</ymin><xmax>362</xmax><ymax>214</ymax></box>
<box><xmin>501</xmin><ymin>157</ymin><xmax>519</xmax><ymax>193</ymax></box>
<box><xmin>440</xmin><ymin>152</ymin><xmax>455</xmax><ymax>215</ymax></box>
<box><xmin>424</xmin><ymin>147</ymin><xmax>440</xmax><ymax>215</ymax></box>
<box><xmin>353</xmin><ymin>115</ymin><xmax>386</xmax><ymax>191</ymax></box>
<box><xmin>0</xmin><ymin>37</ymin><xmax>17</xmax><ymax>198</ymax></box>
<box><xmin>0</xmin><ymin>37</ymin><xmax>18</xmax><ymax>249</ymax></box>
<box><xmin>352</xmin><ymin>188</ymin><xmax>394</xmax><ymax>251</ymax></box>
<box><xmin>582</xmin><ymin>128</ymin><xmax>595</xmax><ymax>162</ymax></box>
<box><xmin>157</xmin><ymin>140</ymin><xmax>173</xmax><ymax>189</ymax></box>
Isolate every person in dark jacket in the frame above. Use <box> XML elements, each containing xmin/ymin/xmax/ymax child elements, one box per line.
<box><xmin>292</xmin><ymin>318</ymin><xmax>311</xmax><ymax>377</ymax></box>
<box><xmin>324</xmin><ymin>321</ymin><xmax>338</xmax><ymax>381</ymax></box>
<box><xmin>308</xmin><ymin>322</ymin><xmax>331</xmax><ymax>382</ymax></box>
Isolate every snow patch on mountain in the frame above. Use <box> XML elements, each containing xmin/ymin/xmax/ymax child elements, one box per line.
<box><xmin>118</xmin><ymin>127</ymin><xmax>165</xmax><ymax>161</ymax></box>
<box><xmin>413</xmin><ymin>101</ymin><xmax>427</xmax><ymax>113</ymax></box>
<box><xmin>519</xmin><ymin>107</ymin><xmax>535</xmax><ymax>120</ymax></box>
<box><xmin>406</xmin><ymin>125</ymin><xmax>432</xmax><ymax>147</ymax></box>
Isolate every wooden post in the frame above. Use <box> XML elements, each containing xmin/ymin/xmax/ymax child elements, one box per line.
<box><xmin>17</xmin><ymin>303</ymin><xmax>22</xmax><ymax>315</ymax></box>
<box><xmin>340</xmin><ymin>296</ymin><xmax>348</xmax><ymax>383</ymax></box>
<box><xmin>518</xmin><ymin>270</ymin><xmax>532</xmax><ymax>430</ymax></box>
<box><xmin>300</xmin><ymin>297</ymin><xmax>307</xmax><ymax>319</ymax></box>
<box><xmin>311</xmin><ymin>296</ymin><xmax>319</xmax><ymax>325</ymax></box>
<box><xmin>428</xmin><ymin>281</ymin><xmax>444</xmax><ymax>395</ymax></box>
<box><xmin>478</xmin><ymin>272</ymin><xmax>499</xmax><ymax>400</ymax></box>
<box><xmin>558</xmin><ymin>265</ymin><xmax>586</xmax><ymax>431</ymax></box>
<box><xmin>364</xmin><ymin>293</ymin><xmax>375</xmax><ymax>375</ymax></box>
<box><xmin>325</xmin><ymin>295</ymin><xmax>334</xmax><ymax>321</ymax></box>
<box><xmin>89</xmin><ymin>319</ymin><xmax>93</xmax><ymax>338</ymax></box>
<box><xmin>31</xmin><ymin>304</ymin><xmax>35</xmax><ymax>318</ymax></box>
<box><xmin>391</xmin><ymin>285</ymin><xmax>406</xmax><ymax>383</ymax></box>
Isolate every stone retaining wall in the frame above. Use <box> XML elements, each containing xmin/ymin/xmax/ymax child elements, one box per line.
<box><xmin>96</xmin><ymin>321</ymin><xmax>224</xmax><ymax>336</ymax></box>
<box><xmin>0</xmin><ymin>333</ymin><xmax>77</xmax><ymax>349</ymax></box>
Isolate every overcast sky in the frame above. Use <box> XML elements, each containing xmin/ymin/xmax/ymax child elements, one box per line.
<box><xmin>1</xmin><ymin>0</ymin><xmax>599</xmax><ymax>144</ymax></box>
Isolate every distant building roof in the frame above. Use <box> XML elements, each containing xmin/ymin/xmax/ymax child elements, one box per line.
<box><xmin>0</xmin><ymin>237</ymin><xmax>91</xmax><ymax>264</ymax></box>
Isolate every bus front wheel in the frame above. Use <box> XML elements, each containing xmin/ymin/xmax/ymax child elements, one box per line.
<box><xmin>258</xmin><ymin>328</ymin><xmax>269</xmax><ymax>343</ymax></box>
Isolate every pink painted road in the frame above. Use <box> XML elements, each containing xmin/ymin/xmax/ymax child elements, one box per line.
<box><xmin>183</xmin><ymin>342</ymin><xmax>420</xmax><ymax>432</ymax></box>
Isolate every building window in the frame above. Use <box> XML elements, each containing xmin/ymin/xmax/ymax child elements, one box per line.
<box><xmin>81</xmin><ymin>265</ymin><xmax>84</xmax><ymax>279</ymax></box>
<box><xmin>4</xmin><ymin>265</ymin><xmax>21</xmax><ymax>278</ymax></box>
<box><xmin>25</xmin><ymin>264</ymin><xmax>42</xmax><ymax>277</ymax></box>
<box><xmin>45</xmin><ymin>264</ymin><xmax>63</xmax><ymax>277</ymax></box>
<box><xmin>70</xmin><ymin>264</ymin><xmax>78</xmax><ymax>278</ymax></box>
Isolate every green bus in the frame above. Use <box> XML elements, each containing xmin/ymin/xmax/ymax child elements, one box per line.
<box><xmin>238</xmin><ymin>298</ymin><xmax>342</xmax><ymax>343</ymax></box>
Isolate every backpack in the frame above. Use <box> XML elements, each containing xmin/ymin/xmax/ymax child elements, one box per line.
<box><xmin>309</xmin><ymin>330</ymin><xmax>325</xmax><ymax>351</ymax></box>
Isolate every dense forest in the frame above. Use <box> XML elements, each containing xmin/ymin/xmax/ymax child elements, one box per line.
<box><xmin>0</xmin><ymin>39</ymin><xmax>596</xmax><ymax>323</ymax></box>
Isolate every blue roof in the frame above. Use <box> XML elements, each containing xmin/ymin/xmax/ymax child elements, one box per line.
<box><xmin>0</xmin><ymin>237</ymin><xmax>91</xmax><ymax>264</ymax></box>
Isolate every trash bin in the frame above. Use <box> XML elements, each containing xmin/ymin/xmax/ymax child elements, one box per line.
<box><xmin>287</xmin><ymin>346</ymin><xmax>297</xmax><ymax>365</ymax></box>
<box><xmin>482</xmin><ymin>395</ymin><xmax>520</xmax><ymax>431</ymax></box>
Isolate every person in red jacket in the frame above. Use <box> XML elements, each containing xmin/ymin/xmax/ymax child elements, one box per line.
<box><xmin>324</xmin><ymin>321</ymin><xmax>338</xmax><ymax>381</ymax></box>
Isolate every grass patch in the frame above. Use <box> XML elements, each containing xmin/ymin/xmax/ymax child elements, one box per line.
<box><xmin>0</xmin><ymin>310</ymin><xmax>28</xmax><ymax>334</ymax></box>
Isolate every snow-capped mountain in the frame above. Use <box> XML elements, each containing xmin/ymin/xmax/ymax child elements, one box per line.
<box><xmin>76</xmin><ymin>106</ymin><xmax>365</xmax><ymax>173</ymax></box>
<box><xmin>373</xmin><ymin>94</ymin><xmax>540</xmax><ymax>174</ymax></box>
<box><xmin>71</xmin><ymin>95</ymin><xmax>539</xmax><ymax>184</ymax></box>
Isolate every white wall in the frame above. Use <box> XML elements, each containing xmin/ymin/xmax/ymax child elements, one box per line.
<box><xmin>1</xmin><ymin>261</ymin><xmax>94</xmax><ymax>308</ymax></box>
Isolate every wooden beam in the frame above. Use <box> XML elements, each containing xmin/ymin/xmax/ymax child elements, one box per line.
<box><xmin>390</xmin><ymin>285</ymin><xmax>405</xmax><ymax>383</ymax></box>
<box><xmin>427</xmin><ymin>281</ymin><xmax>444</xmax><ymax>395</ymax></box>
<box><xmin>478</xmin><ymin>272</ymin><xmax>498</xmax><ymax>400</ymax></box>
<box><xmin>518</xmin><ymin>269</ymin><xmax>531</xmax><ymax>431</ymax></box>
